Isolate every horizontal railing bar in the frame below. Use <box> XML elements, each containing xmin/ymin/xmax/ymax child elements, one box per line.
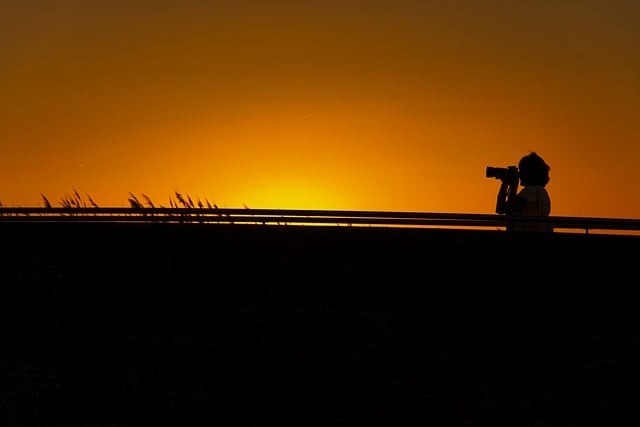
<box><xmin>0</xmin><ymin>208</ymin><xmax>639</xmax><ymax>233</ymax></box>
<box><xmin>1</xmin><ymin>207</ymin><xmax>639</xmax><ymax>222</ymax></box>
<box><xmin>0</xmin><ymin>207</ymin><xmax>509</xmax><ymax>219</ymax></box>
<box><xmin>0</xmin><ymin>214</ymin><xmax>506</xmax><ymax>227</ymax></box>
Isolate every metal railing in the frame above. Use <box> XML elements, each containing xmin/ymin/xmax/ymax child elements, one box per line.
<box><xmin>1</xmin><ymin>207</ymin><xmax>639</xmax><ymax>235</ymax></box>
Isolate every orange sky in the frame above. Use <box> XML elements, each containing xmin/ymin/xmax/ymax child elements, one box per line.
<box><xmin>2</xmin><ymin>1</ymin><xmax>639</xmax><ymax>218</ymax></box>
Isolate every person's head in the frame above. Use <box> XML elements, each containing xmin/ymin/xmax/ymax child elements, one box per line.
<box><xmin>518</xmin><ymin>152</ymin><xmax>550</xmax><ymax>187</ymax></box>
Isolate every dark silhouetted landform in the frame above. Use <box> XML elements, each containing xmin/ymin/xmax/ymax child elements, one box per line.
<box><xmin>1</xmin><ymin>217</ymin><xmax>640</xmax><ymax>425</ymax></box>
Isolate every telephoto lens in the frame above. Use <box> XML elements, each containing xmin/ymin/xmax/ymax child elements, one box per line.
<box><xmin>486</xmin><ymin>166</ymin><xmax>507</xmax><ymax>178</ymax></box>
<box><xmin>485</xmin><ymin>166</ymin><xmax>517</xmax><ymax>179</ymax></box>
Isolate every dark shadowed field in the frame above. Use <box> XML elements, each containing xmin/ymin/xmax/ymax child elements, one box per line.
<box><xmin>1</xmin><ymin>222</ymin><xmax>639</xmax><ymax>425</ymax></box>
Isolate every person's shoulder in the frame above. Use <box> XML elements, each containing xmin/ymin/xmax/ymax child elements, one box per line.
<box><xmin>517</xmin><ymin>186</ymin><xmax>539</xmax><ymax>201</ymax></box>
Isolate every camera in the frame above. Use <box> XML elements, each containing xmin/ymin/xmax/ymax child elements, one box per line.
<box><xmin>486</xmin><ymin>165</ymin><xmax>518</xmax><ymax>179</ymax></box>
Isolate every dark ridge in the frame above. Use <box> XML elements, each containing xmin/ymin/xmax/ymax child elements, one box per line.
<box><xmin>1</xmin><ymin>222</ymin><xmax>638</xmax><ymax>425</ymax></box>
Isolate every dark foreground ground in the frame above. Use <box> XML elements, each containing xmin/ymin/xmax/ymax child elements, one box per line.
<box><xmin>1</xmin><ymin>222</ymin><xmax>639</xmax><ymax>425</ymax></box>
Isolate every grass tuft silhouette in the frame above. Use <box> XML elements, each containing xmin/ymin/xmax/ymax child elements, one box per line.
<box><xmin>59</xmin><ymin>189</ymin><xmax>98</xmax><ymax>209</ymax></box>
<box><xmin>41</xmin><ymin>194</ymin><xmax>52</xmax><ymax>209</ymax></box>
<box><xmin>142</xmin><ymin>194</ymin><xmax>155</xmax><ymax>209</ymax></box>
<box><xmin>1</xmin><ymin>191</ymin><xmax>251</xmax><ymax>217</ymax></box>
<box><xmin>128</xmin><ymin>193</ymin><xmax>143</xmax><ymax>209</ymax></box>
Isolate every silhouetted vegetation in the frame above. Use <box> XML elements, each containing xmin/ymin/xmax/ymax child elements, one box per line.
<box><xmin>55</xmin><ymin>189</ymin><xmax>99</xmax><ymax>209</ymax></box>
<box><xmin>2</xmin><ymin>190</ymin><xmax>222</xmax><ymax>210</ymax></box>
<box><xmin>127</xmin><ymin>193</ymin><xmax>143</xmax><ymax>209</ymax></box>
<box><xmin>41</xmin><ymin>194</ymin><xmax>52</xmax><ymax>209</ymax></box>
<box><xmin>142</xmin><ymin>194</ymin><xmax>155</xmax><ymax>209</ymax></box>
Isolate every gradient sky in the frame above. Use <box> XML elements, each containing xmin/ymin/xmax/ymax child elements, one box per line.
<box><xmin>2</xmin><ymin>0</ymin><xmax>639</xmax><ymax>218</ymax></box>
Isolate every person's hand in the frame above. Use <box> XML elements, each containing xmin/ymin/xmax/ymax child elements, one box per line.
<box><xmin>499</xmin><ymin>175</ymin><xmax>514</xmax><ymax>187</ymax></box>
<box><xmin>500</xmin><ymin>172</ymin><xmax>518</xmax><ymax>187</ymax></box>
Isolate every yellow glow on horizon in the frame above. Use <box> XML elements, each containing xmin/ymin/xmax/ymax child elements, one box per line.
<box><xmin>236</xmin><ymin>177</ymin><xmax>349</xmax><ymax>210</ymax></box>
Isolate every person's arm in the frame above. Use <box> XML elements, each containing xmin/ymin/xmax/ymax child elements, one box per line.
<box><xmin>495</xmin><ymin>175</ymin><xmax>524</xmax><ymax>214</ymax></box>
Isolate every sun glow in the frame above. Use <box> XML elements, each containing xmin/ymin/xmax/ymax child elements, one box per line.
<box><xmin>238</xmin><ymin>177</ymin><xmax>348</xmax><ymax>210</ymax></box>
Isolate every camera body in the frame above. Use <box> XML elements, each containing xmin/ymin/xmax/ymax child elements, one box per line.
<box><xmin>486</xmin><ymin>165</ymin><xmax>518</xmax><ymax>180</ymax></box>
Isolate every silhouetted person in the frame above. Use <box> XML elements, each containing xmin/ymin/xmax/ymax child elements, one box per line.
<box><xmin>495</xmin><ymin>151</ymin><xmax>553</xmax><ymax>232</ymax></box>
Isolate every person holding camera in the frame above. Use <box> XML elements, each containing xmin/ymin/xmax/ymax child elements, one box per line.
<box><xmin>492</xmin><ymin>151</ymin><xmax>552</xmax><ymax>232</ymax></box>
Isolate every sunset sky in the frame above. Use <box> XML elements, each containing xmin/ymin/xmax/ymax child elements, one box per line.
<box><xmin>2</xmin><ymin>1</ymin><xmax>639</xmax><ymax>219</ymax></box>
